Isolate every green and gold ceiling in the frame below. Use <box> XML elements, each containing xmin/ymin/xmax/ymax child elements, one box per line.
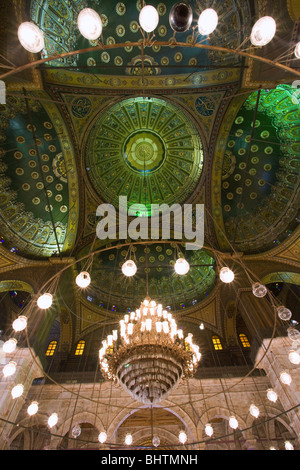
<box><xmin>31</xmin><ymin>0</ymin><xmax>251</xmax><ymax>77</ymax></box>
<box><xmin>84</xmin><ymin>96</ymin><xmax>204</xmax><ymax>214</ymax></box>
<box><xmin>0</xmin><ymin>92</ymin><xmax>79</xmax><ymax>258</ymax></box>
<box><xmin>218</xmin><ymin>85</ymin><xmax>300</xmax><ymax>254</ymax></box>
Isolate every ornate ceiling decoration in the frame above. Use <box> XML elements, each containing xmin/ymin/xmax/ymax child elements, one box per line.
<box><xmin>0</xmin><ymin>92</ymin><xmax>79</xmax><ymax>258</ymax></box>
<box><xmin>30</xmin><ymin>0</ymin><xmax>251</xmax><ymax>76</ymax></box>
<box><xmin>84</xmin><ymin>96</ymin><xmax>204</xmax><ymax>211</ymax></box>
<box><xmin>220</xmin><ymin>85</ymin><xmax>300</xmax><ymax>253</ymax></box>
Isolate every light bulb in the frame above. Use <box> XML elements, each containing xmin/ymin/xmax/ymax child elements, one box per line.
<box><xmin>76</xmin><ymin>271</ymin><xmax>91</xmax><ymax>288</ymax></box>
<box><xmin>252</xmin><ymin>283</ymin><xmax>267</xmax><ymax>298</ymax></box>
<box><xmin>18</xmin><ymin>22</ymin><xmax>44</xmax><ymax>53</ymax></box>
<box><xmin>267</xmin><ymin>388</ymin><xmax>278</xmax><ymax>403</ymax></box>
<box><xmin>285</xmin><ymin>440</ymin><xmax>294</xmax><ymax>450</ymax></box>
<box><xmin>219</xmin><ymin>267</ymin><xmax>234</xmax><ymax>283</ymax></box>
<box><xmin>72</xmin><ymin>424</ymin><xmax>81</xmax><ymax>438</ymax></box>
<box><xmin>27</xmin><ymin>401</ymin><xmax>39</xmax><ymax>416</ymax></box>
<box><xmin>288</xmin><ymin>349</ymin><xmax>300</xmax><ymax>365</ymax></box>
<box><xmin>98</xmin><ymin>431</ymin><xmax>107</xmax><ymax>444</ymax></box>
<box><xmin>198</xmin><ymin>8</ymin><xmax>218</xmax><ymax>35</ymax></box>
<box><xmin>3</xmin><ymin>338</ymin><xmax>17</xmax><ymax>354</ymax></box>
<box><xmin>178</xmin><ymin>430</ymin><xmax>187</xmax><ymax>444</ymax></box>
<box><xmin>122</xmin><ymin>260</ymin><xmax>137</xmax><ymax>277</ymax></box>
<box><xmin>37</xmin><ymin>293</ymin><xmax>53</xmax><ymax>309</ymax></box>
<box><xmin>277</xmin><ymin>306</ymin><xmax>292</xmax><ymax>321</ymax></box>
<box><xmin>287</xmin><ymin>327</ymin><xmax>300</xmax><ymax>342</ymax></box>
<box><xmin>77</xmin><ymin>8</ymin><xmax>102</xmax><ymax>40</ymax></box>
<box><xmin>175</xmin><ymin>258</ymin><xmax>190</xmax><ymax>275</ymax></box>
<box><xmin>199</xmin><ymin>323</ymin><xmax>205</xmax><ymax>330</ymax></box>
<box><xmin>125</xmin><ymin>433</ymin><xmax>132</xmax><ymax>446</ymax></box>
<box><xmin>205</xmin><ymin>423</ymin><xmax>213</xmax><ymax>437</ymax></box>
<box><xmin>152</xmin><ymin>435</ymin><xmax>160</xmax><ymax>447</ymax></box>
<box><xmin>295</xmin><ymin>42</ymin><xmax>300</xmax><ymax>59</ymax></box>
<box><xmin>250</xmin><ymin>16</ymin><xmax>276</xmax><ymax>47</ymax></box>
<box><xmin>229</xmin><ymin>416</ymin><xmax>238</xmax><ymax>429</ymax></box>
<box><xmin>3</xmin><ymin>361</ymin><xmax>16</xmax><ymax>377</ymax></box>
<box><xmin>12</xmin><ymin>315</ymin><xmax>27</xmax><ymax>332</ymax></box>
<box><xmin>48</xmin><ymin>413</ymin><xmax>58</xmax><ymax>428</ymax></box>
<box><xmin>11</xmin><ymin>384</ymin><xmax>24</xmax><ymax>399</ymax></box>
<box><xmin>249</xmin><ymin>404</ymin><xmax>260</xmax><ymax>418</ymax></box>
<box><xmin>280</xmin><ymin>371</ymin><xmax>292</xmax><ymax>385</ymax></box>
<box><xmin>139</xmin><ymin>5</ymin><xmax>159</xmax><ymax>33</ymax></box>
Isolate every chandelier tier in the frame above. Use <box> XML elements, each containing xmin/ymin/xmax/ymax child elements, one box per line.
<box><xmin>99</xmin><ymin>298</ymin><xmax>201</xmax><ymax>405</ymax></box>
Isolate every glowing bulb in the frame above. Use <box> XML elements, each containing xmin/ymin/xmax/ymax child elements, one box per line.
<box><xmin>280</xmin><ymin>371</ymin><xmax>292</xmax><ymax>385</ymax></box>
<box><xmin>77</xmin><ymin>8</ymin><xmax>102</xmax><ymax>40</ymax></box>
<box><xmin>205</xmin><ymin>423</ymin><xmax>213</xmax><ymax>437</ymax></box>
<box><xmin>285</xmin><ymin>440</ymin><xmax>294</xmax><ymax>450</ymax></box>
<box><xmin>295</xmin><ymin>42</ymin><xmax>300</xmax><ymax>59</ymax></box>
<box><xmin>178</xmin><ymin>430</ymin><xmax>187</xmax><ymax>444</ymax></box>
<box><xmin>288</xmin><ymin>349</ymin><xmax>300</xmax><ymax>365</ymax></box>
<box><xmin>198</xmin><ymin>8</ymin><xmax>218</xmax><ymax>35</ymax></box>
<box><xmin>174</xmin><ymin>258</ymin><xmax>190</xmax><ymax>275</ymax></box>
<box><xmin>125</xmin><ymin>433</ymin><xmax>132</xmax><ymax>446</ymax></box>
<box><xmin>37</xmin><ymin>293</ymin><xmax>53</xmax><ymax>309</ymax></box>
<box><xmin>3</xmin><ymin>338</ymin><xmax>17</xmax><ymax>354</ymax></box>
<box><xmin>76</xmin><ymin>271</ymin><xmax>91</xmax><ymax>288</ymax></box>
<box><xmin>267</xmin><ymin>388</ymin><xmax>278</xmax><ymax>402</ymax></box>
<box><xmin>98</xmin><ymin>431</ymin><xmax>107</xmax><ymax>444</ymax></box>
<box><xmin>139</xmin><ymin>5</ymin><xmax>159</xmax><ymax>33</ymax></box>
<box><xmin>3</xmin><ymin>361</ymin><xmax>16</xmax><ymax>377</ymax></box>
<box><xmin>219</xmin><ymin>267</ymin><xmax>234</xmax><ymax>283</ymax></box>
<box><xmin>12</xmin><ymin>315</ymin><xmax>27</xmax><ymax>332</ymax></box>
<box><xmin>250</xmin><ymin>16</ymin><xmax>276</xmax><ymax>46</ymax></box>
<box><xmin>156</xmin><ymin>321</ymin><xmax>162</xmax><ymax>333</ymax></box>
<box><xmin>127</xmin><ymin>323</ymin><xmax>134</xmax><ymax>335</ymax></box>
<box><xmin>27</xmin><ymin>401</ymin><xmax>39</xmax><ymax>416</ymax></box>
<box><xmin>122</xmin><ymin>260</ymin><xmax>137</xmax><ymax>277</ymax></box>
<box><xmin>199</xmin><ymin>323</ymin><xmax>205</xmax><ymax>330</ymax></box>
<box><xmin>249</xmin><ymin>404</ymin><xmax>260</xmax><ymax>418</ymax></box>
<box><xmin>252</xmin><ymin>283</ymin><xmax>267</xmax><ymax>298</ymax></box>
<box><xmin>229</xmin><ymin>416</ymin><xmax>238</xmax><ymax>429</ymax></box>
<box><xmin>145</xmin><ymin>318</ymin><xmax>152</xmax><ymax>331</ymax></box>
<box><xmin>11</xmin><ymin>384</ymin><xmax>24</xmax><ymax>399</ymax></box>
<box><xmin>18</xmin><ymin>22</ymin><xmax>44</xmax><ymax>53</ymax></box>
<box><xmin>48</xmin><ymin>413</ymin><xmax>58</xmax><ymax>428</ymax></box>
<box><xmin>277</xmin><ymin>306</ymin><xmax>292</xmax><ymax>321</ymax></box>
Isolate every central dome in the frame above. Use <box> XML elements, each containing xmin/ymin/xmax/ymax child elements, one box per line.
<box><xmin>84</xmin><ymin>97</ymin><xmax>204</xmax><ymax>212</ymax></box>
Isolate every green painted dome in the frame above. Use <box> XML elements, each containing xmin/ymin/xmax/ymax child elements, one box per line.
<box><xmin>84</xmin><ymin>96</ymin><xmax>204</xmax><ymax>214</ymax></box>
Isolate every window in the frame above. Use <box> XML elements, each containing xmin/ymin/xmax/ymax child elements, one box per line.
<box><xmin>75</xmin><ymin>340</ymin><xmax>85</xmax><ymax>356</ymax></box>
<box><xmin>45</xmin><ymin>340</ymin><xmax>57</xmax><ymax>357</ymax></box>
<box><xmin>212</xmin><ymin>336</ymin><xmax>223</xmax><ymax>350</ymax></box>
<box><xmin>239</xmin><ymin>333</ymin><xmax>250</xmax><ymax>348</ymax></box>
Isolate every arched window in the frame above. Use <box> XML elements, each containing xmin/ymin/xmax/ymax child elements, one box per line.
<box><xmin>75</xmin><ymin>340</ymin><xmax>85</xmax><ymax>356</ymax></box>
<box><xmin>212</xmin><ymin>335</ymin><xmax>223</xmax><ymax>351</ymax></box>
<box><xmin>45</xmin><ymin>340</ymin><xmax>57</xmax><ymax>357</ymax></box>
<box><xmin>239</xmin><ymin>333</ymin><xmax>250</xmax><ymax>348</ymax></box>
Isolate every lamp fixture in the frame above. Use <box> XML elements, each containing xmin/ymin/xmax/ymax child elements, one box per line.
<box><xmin>11</xmin><ymin>384</ymin><xmax>24</xmax><ymax>399</ymax></box>
<box><xmin>27</xmin><ymin>401</ymin><xmax>39</xmax><ymax>416</ymax></box>
<box><xmin>250</xmin><ymin>16</ymin><xmax>276</xmax><ymax>47</ymax></box>
<box><xmin>17</xmin><ymin>22</ymin><xmax>44</xmax><ymax>53</ymax></box>
<box><xmin>99</xmin><ymin>297</ymin><xmax>201</xmax><ymax>405</ymax></box>
<box><xmin>197</xmin><ymin>8</ymin><xmax>218</xmax><ymax>36</ymax></box>
<box><xmin>174</xmin><ymin>257</ymin><xmax>190</xmax><ymax>275</ymax></box>
<box><xmin>76</xmin><ymin>271</ymin><xmax>91</xmax><ymax>288</ymax></box>
<box><xmin>12</xmin><ymin>315</ymin><xmax>27</xmax><ymax>332</ymax></box>
<box><xmin>77</xmin><ymin>8</ymin><xmax>102</xmax><ymax>40</ymax></box>
<box><xmin>169</xmin><ymin>2</ymin><xmax>193</xmax><ymax>33</ymax></box>
<box><xmin>37</xmin><ymin>293</ymin><xmax>53</xmax><ymax>309</ymax></box>
<box><xmin>139</xmin><ymin>5</ymin><xmax>159</xmax><ymax>33</ymax></box>
<box><xmin>219</xmin><ymin>267</ymin><xmax>234</xmax><ymax>284</ymax></box>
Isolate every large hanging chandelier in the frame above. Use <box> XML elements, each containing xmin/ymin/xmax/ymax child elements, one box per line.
<box><xmin>99</xmin><ymin>298</ymin><xmax>201</xmax><ymax>405</ymax></box>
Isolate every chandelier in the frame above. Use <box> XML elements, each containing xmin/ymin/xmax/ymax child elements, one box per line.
<box><xmin>99</xmin><ymin>298</ymin><xmax>201</xmax><ymax>405</ymax></box>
